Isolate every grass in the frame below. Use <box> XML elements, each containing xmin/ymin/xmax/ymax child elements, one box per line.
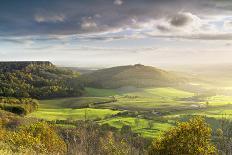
<box><xmin>37</xmin><ymin>97</ymin><xmax>115</xmax><ymax>109</ymax></box>
<box><xmin>85</xmin><ymin>87</ymin><xmax>120</xmax><ymax>97</ymax></box>
<box><xmin>123</xmin><ymin>87</ymin><xmax>194</xmax><ymax>98</ymax></box>
<box><xmin>28</xmin><ymin>97</ymin><xmax>120</xmax><ymax>121</ymax></box>
<box><xmin>29</xmin><ymin>108</ymin><xmax>120</xmax><ymax>121</ymax></box>
<box><xmin>92</xmin><ymin>87</ymin><xmax>232</xmax><ymax>137</ymax></box>
<box><xmin>206</xmin><ymin>95</ymin><xmax>232</xmax><ymax>105</ymax></box>
<box><xmin>144</xmin><ymin>87</ymin><xmax>194</xmax><ymax>98</ymax></box>
<box><xmin>28</xmin><ymin>86</ymin><xmax>232</xmax><ymax>138</ymax></box>
<box><xmin>99</xmin><ymin>117</ymin><xmax>173</xmax><ymax>137</ymax></box>
<box><xmin>95</xmin><ymin>87</ymin><xmax>196</xmax><ymax>111</ymax></box>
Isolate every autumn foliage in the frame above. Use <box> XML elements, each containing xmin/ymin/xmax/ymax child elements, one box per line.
<box><xmin>149</xmin><ymin>117</ymin><xmax>216</xmax><ymax>155</ymax></box>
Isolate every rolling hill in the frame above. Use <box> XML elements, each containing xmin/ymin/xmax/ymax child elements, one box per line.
<box><xmin>81</xmin><ymin>64</ymin><xmax>185</xmax><ymax>88</ymax></box>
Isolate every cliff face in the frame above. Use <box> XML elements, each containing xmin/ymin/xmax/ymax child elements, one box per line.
<box><xmin>0</xmin><ymin>61</ymin><xmax>53</xmax><ymax>72</ymax></box>
<box><xmin>0</xmin><ymin>61</ymin><xmax>52</xmax><ymax>65</ymax></box>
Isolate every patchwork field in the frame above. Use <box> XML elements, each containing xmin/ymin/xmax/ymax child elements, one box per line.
<box><xmin>29</xmin><ymin>87</ymin><xmax>232</xmax><ymax>138</ymax></box>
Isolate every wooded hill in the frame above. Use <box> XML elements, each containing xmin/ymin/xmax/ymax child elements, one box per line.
<box><xmin>0</xmin><ymin>61</ymin><xmax>85</xmax><ymax>99</ymax></box>
<box><xmin>81</xmin><ymin>64</ymin><xmax>185</xmax><ymax>89</ymax></box>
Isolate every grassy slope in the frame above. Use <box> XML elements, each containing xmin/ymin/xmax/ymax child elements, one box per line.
<box><xmin>37</xmin><ymin>97</ymin><xmax>115</xmax><ymax>109</ymax></box>
<box><xmin>28</xmin><ymin>97</ymin><xmax>120</xmax><ymax>121</ymax></box>
<box><xmin>29</xmin><ymin>108</ymin><xmax>120</xmax><ymax>121</ymax></box>
<box><xmin>96</xmin><ymin>87</ymin><xmax>196</xmax><ymax>111</ymax></box>
<box><xmin>99</xmin><ymin>117</ymin><xmax>173</xmax><ymax>137</ymax></box>
<box><xmin>85</xmin><ymin>87</ymin><xmax>120</xmax><ymax>97</ymax></box>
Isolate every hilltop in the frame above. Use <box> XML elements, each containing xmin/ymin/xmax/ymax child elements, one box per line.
<box><xmin>81</xmin><ymin>64</ymin><xmax>185</xmax><ymax>88</ymax></box>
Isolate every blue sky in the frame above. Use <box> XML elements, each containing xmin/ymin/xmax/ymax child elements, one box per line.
<box><xmin>0</xmin><ymin>0</ymin><xmax>232</xmax><ymax>67</ymax></box>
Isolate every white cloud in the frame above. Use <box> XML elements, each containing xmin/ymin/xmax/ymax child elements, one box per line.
<box><xmin>114</xmin><ymin>0</ymin><xmax>123</xmax><ymax>6</ymax></box>
<box><xmin>224</xmin><ymin>20</ymin><xmax>232</xmax><ymax>30</ymax></box>
<box><xmin>81</xmin><ymin>19</ymin><xmax>98</xmax><ymax>30</ymax></box>
<box><xmin>35</xmin><ymin>14</ymin><xmax>65</xmax><ymax>23</ymax></box>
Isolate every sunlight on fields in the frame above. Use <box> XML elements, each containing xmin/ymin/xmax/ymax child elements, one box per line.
<box><xmin>28</xmin><ymin>86</ymin><xmax>232</xmax><ymax>138</ymax></box>
<box><xmin>29</xmin><ymin>108</ymin><xmax>120</xmax><ymax>121</ymax></box>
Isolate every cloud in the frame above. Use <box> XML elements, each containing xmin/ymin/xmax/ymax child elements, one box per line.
<box><xmin>146</xmin><ymin>32</ymin><xmax>232</xmax><ymax>40</ymax></box>
<box><xmin>170</xmin><ymin>12</ymin><xmax>194</xmax><ymax>27</ymax></box>
<box><xmin>224</xmin><ymin>20</ymin><xmax>232</xmax><ymax>30</ymax></box>
<box><xmin>0</xmin><ymin>0</ymin><xmax>232</xmax><ymax>41</ymax></box>
<box><xmin>114</xmin><ymin>0</ymin><xmax>123</xmax><ymax>6</ymax></box>
<box><xmin>156</xmin><ymin>25</ymin><xmax>171</xmax><ymax>32</ymax></box>
<box><xmin>81</xmin><ymin>17</ymin><xmax>98</xmax><ymax>30</ymax></box>
<box><xmin>35</xmin><ymin>14</ymin><xmax>65</xmax><ymax>23</ymax></box>
<box><xmin>0</xmin><ymin>38</ymin><xmax>34</xmax><ymax>45</ymax></box>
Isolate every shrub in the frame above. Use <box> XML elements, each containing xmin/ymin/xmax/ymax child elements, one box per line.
<box><xmin>149</xmin><ymin>116</ymin><xmax>216</xmax><ymax>155</ymax></box>
<box><xmin>0</xmin><ymin>104</ymin><xmax>27</xmax><ymax>115</ymax></box>
<box><xmin>19</xmin><ymin>122</ymin><xmax>67</xmax><ymax>154</ymax></box>
<box><xmin>100</xmin><ymin>132</ymin><xmax>130</xmax><ymax>155</ymax></box>
<box><xmin>0</xmin><ymin>122</ymin><xmax>67</xmax><ymax>154</ymax></box>
<box><xmin>0</xmin><ymin>97</ymin><xmax>39</xmax><ymax>115</ymax></box>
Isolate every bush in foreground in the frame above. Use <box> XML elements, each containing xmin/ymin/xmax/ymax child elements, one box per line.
<box><xmin>0</xmin><ymin>122</ymin><xmax>67</xmax><ymax>154</ymax></box>
<box><xmin>149</xmin><ymin>116</ymin><xmax>216</xmax><ymax>155</ymax></box>
<box><xmin>0</xmin><ymin>97</ymin><xmax>38</xmax><ymax>115</ymax></box>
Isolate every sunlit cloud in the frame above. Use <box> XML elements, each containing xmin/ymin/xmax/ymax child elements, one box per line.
<box><xmin>35</xmin><ymin>14</ymin><xmax>65</xmax><ymax>23</ymax></box>
<box><xmin>1</xmin><ymin>0</ymin><xmax>232</xmax><ymax>66</ymax></box>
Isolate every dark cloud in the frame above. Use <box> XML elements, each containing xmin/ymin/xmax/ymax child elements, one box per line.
<box><xmin>170</xmin><ymin>13</ymin><xmax>193</xmax><ymax>27</ymax></box>
<box><xmin>0</xmin><ymin>0</ymin><xmax>231</xmax><ymax>39</ymax></box>
<box><xmin>156</xmin><ymin>25</ymin><xmax>170</xmax><ymax>32</ymax></box>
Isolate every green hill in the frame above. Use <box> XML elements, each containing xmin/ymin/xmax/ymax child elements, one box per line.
<box><xmin>0</xmin><ymin>61</ymin><xmax>85</xmax><ymax>99</ymax></box>
<box><xmin>81</xmin><ymin>64</ymin><xmax>185</xmax><ymax>88</ymax></box>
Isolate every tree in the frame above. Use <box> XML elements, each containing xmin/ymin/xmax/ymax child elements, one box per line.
<box><xmin>206</xmin><ymin>101</ymin><xmax>209</xmax><ymax>107</ymax></box>
<box><xmin>148</xmin><ymin>120</ymin><xmax>153</xmax><ymax>129</ymax></box>
<box><xmin>149</xmin><ymin>116</ymin><xmax>216</xmax><ymax>155</ymax></box>
<box><xmin>100</xmin><ymin>132</ymin><xmax>130</xmax><ymax>155</ymax></box>
<box><xmin>121</xmin><ymin>125</ymin><xmax>132</xmax><ymax>135</ymax></box>
<box><xmin>214</xmin><ymin>118</ymin><xmax>232</xmax><ymax>154</ymax></box>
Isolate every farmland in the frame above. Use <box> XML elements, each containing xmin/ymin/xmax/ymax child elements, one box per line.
<box><xmin>28</xmin><ymin>97</ymin><xmax>119</xmax><ymax>120</ymax></box>
<box><xmin>28</xmin><ymin>86</ymin><xmax>232</xmax><ymax>138</ymax></box>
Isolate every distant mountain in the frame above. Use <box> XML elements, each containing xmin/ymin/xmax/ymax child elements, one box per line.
<box><xmin>0</xmin><ymin>61</ymin><xmax>85</xmax><ymax>99</ymax></box>
<box><xmin>81</xmin><ymin>64</ymin><xmax>185</xmax><ymax>88</ymax></box>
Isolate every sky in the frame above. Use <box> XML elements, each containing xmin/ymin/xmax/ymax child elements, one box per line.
<box><xmin>1</xmin><ymin>0</ymin><xmax>232</xmax><ymax>67</ymax></box>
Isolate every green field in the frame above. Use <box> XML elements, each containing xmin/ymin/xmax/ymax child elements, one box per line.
<box><xmin>95</xmin><ymin>87</ymin><xmax>196</xmax><ymax>111</ymax></box>
<box><xmin>85</xmin><ymin>87</ymin><xmax>120</xmax><ymax>97</ymax></box>
<box><xmin>99</xmin><ymin>117</ymin><xmax>173</xmax><ymax>137</ymax></box>
<box><xmin>206</xmin><ymin>95</ymin><xmax>232</xmax><ymax>105</ymax></box>
<box><xmin>29</xmin><ymin>87</ymin><xmax>232</xmax><ymax>138</ymax></box>
<box><xmin>29</xmin><ymin>108</ymin><xmax>120</xmax><ymax>121</ymax></box>
<box><xmin>36</xmin><ymin>97</ymin><xmax>115</xmax><ymax>109</ymax></box>
<box><xmin>28</xmin><ymin>97</ymin><xmax>120</xmax><ymax>120</ymax></box>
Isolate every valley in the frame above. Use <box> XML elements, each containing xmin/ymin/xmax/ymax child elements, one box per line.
<box><xmin>28</xmin><ymin>85</ymin><xmax>232</xmax><ymax>138</ymax></box>
<box><xmin>1</xmin><ymin>62</ymin><xmax>232</xmax><ymax>154</ymax></box>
